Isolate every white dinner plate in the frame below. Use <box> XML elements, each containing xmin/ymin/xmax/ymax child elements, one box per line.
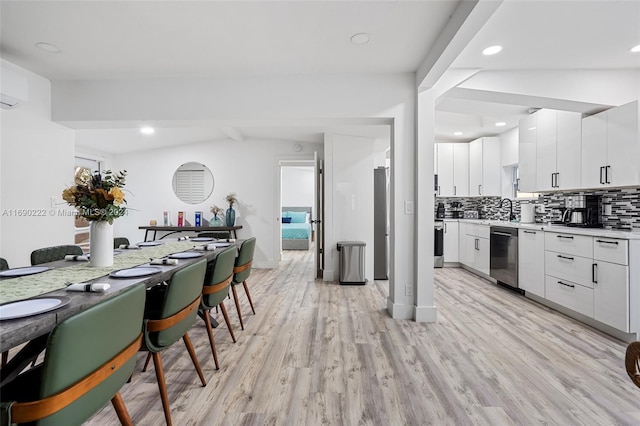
<box><xmin>109</xmin><ymin>266</ymin><xmax>162</xmax><ymax>278</ymax></box>
<box><xmin>191</xmin><ymin>237</ymin><xmax>214</xmax><ymax>242</ymax></box>
<box><xmin>0</xmin><ymin>296</ymin><xmax>70</xmax><ymax>320</ymax></box>
<box><xmin>169</xmin><ymin>252</ymin><xmax>204</xmax><ymax>259</ymax></box>
<box><xmin>0</xmin><ymin>266</ymin><xmax>50</xmax><ymax>278</ymax></box>
<box><xmin>137</xmin><ymin>241</ymin><xmax>163</xmax><ymax>247</ymax></box>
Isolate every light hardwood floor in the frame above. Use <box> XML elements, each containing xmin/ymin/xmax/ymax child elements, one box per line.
<box><xmin>87</xmin><ymin>250</ymin><xmax>640</xmax><ymax>425</ymax></box>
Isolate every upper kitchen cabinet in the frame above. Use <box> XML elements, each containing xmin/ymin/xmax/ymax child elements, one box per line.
<box><xmin>582</xmin><ymin>100</ymin><xmax>640</xmax><ymax>189</ymax></box>
<box><xmin>518</xmin><ymin>114</ymin><xmax>537</xmax><ymax>192</ymax></box>
<box><xmin>435</xmin><ymin>143</ymin><xmax>469</xmax><ymax>197</ymax></box>
<box><xmin>536</xmin><ymin>110</ymin><xmax>582</xmax><ymax>191</ymax></box>
<box><xmin>469</xmin><ymin>137</ymin><xmax>501</xmax><ymax>196</ymax></box>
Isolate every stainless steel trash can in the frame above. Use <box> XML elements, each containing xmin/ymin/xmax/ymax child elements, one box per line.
<box><xmin>337</xmin><ymin>241</ymin><xmax>366</xmax><ymax>285</ymax></box>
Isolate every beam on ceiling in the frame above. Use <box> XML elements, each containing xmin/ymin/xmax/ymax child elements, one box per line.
<box><xmin>219</xmin><ymin>126</ymin><xmax>244</xmax><ymax>141</ymax></box>
<box><xmin>416</xmin><ymin>0</ymin><xmax>502</xmax><ymax>90</ymax></box>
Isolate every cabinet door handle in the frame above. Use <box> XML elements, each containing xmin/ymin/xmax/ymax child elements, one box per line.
<box><xmin>557</xmin><ymin>235</ymin><xmax>574</xmax><ymax>239</ymax></box>
<box><xmin>596</xmin><ymin>239</ymin><xmax>618</xmax><ymax>245</ymax></box>
<box><xmin>605</xmin><ymin>165</ymin><xmax>611</xmax><ymax>184</ymax></box>
<box><xmin>454</xmin><ymin>185</ymin><xmax>457</xmax><ymax>196</ymax></box>
<box><xmin>523</xmin><ymin>230</ymin><xmax>536</xmax><ymax>234</ymax></box>
<box><xmin>558</xmin><ymin>281</ymin><xmax>575</xmax><ymax>288</ymax></box>
<box><xmin>444</xmin><ymin>223</ymin><xmax>447</xmax><ymax>233</ymax></box>
<box><xmin>599</xmin><ymin>166</ymin><xmax>605</xmax><ymax>184</ymax></box>
<box><xmin>557</xmin><ymin>254</ymin><xmax>574</xmax><ymax>261</ymax></box>
<box><xmin>516</xmin><ymin>178</ymin><xmax>520</xmax><ymax>191</ymax></box>
<box><xmin>551</xmin><ymin>173</ymin><xmax>555</xmax><ymax>188</ymax></box>
<box><xmin>478</xmin><ymin>184</ymin><xmax>482</xmax><ymax>195</ymax></box>
<box><xmin>555</xmin><ymin>172</ymin><xmax>560</xmax><ymax>188</ymax></box>
<box><xmin>438</xmin><ymin>186</ymin><xmax>441</xmax><ymax>195</ymax></box>
<box><xmin>475</xmin><ymin>238</ymin><xmax>479</xmax><ymax>250</ymax></box>
<box><xmin>592</xmin><ymin>263</ymin><xmax>598</xmax><ymax>284</ymax></box>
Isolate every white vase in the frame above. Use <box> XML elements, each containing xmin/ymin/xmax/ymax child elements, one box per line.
<box><xmin>90</xmin><ymin>221</ymin><xmax>114</xmax><ymax>267</ymax></box>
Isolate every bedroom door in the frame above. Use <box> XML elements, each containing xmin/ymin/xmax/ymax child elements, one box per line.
<box><xmin>314</xmin><ymin>152</ymin><xmax>324</xmax><ymax>279</ymax></box>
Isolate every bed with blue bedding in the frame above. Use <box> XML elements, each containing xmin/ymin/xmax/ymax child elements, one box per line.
<box><xmin>282</xmin><ymin>207</ymin><xmax>312</xmax><ymax>250</ymax></box>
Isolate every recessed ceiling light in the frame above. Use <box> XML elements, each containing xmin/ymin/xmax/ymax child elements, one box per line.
<box><xmin>350</xmin><ymin>33</ymin><xmax>370</xmax><ymax>45</ymax></box>
<box><xmin>35</xmin><ymin>42</ymin><xmax>62</xmax><ymax>53</ymax></box>
<box><xmin>140</xmin><ymin>126</ymin><xmax>155</xmax><ymax>135</ymax></box>
<box><xmin>482</xmin><ymin>45</ymin><xmax>502</xmax><ymax>56</ymax></box>
<box><xmin>454</xmin><ymin>131</ymin><xmax>463</xmax><ymax>136</ymax></box>
<box><xmin>495</xmin><ymin>121</ymin><xmax>507</xmax><ymax>127</ymax></box>
<box><xmin>631</xmin><ymin>44</ymin><xmax>640</xmax><ymax>53</ymax></box>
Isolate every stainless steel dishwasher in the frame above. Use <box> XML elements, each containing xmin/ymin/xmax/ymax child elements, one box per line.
<box><xmin>489</xmin><ymin>226</ymin><xmax>519</xmax><ymax>291</ymax></box>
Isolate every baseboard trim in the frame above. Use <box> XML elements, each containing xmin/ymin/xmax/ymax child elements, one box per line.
<box><xmin>414</xmin><ymin>305</ymin><xmax>437</xmax><ymax>323</ymax></box>
<box><xmin>387</xmin><ymin>298</ymin><xmax>413</xmax><ymax>320</ymax></box>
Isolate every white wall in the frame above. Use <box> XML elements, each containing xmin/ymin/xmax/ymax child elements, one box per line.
<box><xmin>0</xmin><ymin>61</ymin><xmax>75</xmax><ymax>267</ymax></box>
<box><xmin>281</xmin><ymin>166</ymin><xmax>314</xmax><ymax>208</ymax></box>
<box><xmin>324</xmin><ymin>134</ymin><xmax>377</xmax><ymax>282</ymax></box>
<box><xmin>112</xmin><ymin>138</ymin><xmax>322</xmax><ymax>269</ymax></box>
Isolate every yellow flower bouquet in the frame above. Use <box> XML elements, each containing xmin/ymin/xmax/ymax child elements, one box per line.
<box><xmin>62</xmin><ymin>169</ymin><xmax>127</xmax><ymax>224</ymax></box>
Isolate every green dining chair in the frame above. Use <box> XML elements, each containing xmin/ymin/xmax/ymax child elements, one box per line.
<box><xmin>141</xmin><ymin>259</ymin><xmax>207</xmax><ymax>426</ymax></box>
<box><xmin>230</xmin><ymin>237</ymin><xmax>256</xmax><ymax>330</ymax></box>
<box><xmin>30</xmin><ymin>245</ymin><xmax>83</xmax><ymax>265</ymax></box>
<box><xmin>199</xmin><ymin>245</ymin><xmax>237</xmax><ymax>369</ymax></box>
<box><xmin>0</xmin><ymin>284</ymin><xmax>146</xmax><ymax>426</ymax></box>
<box><xmin>113</xmin><ymin>237</ymin><xmax>130</xmax><ymax>249</ymax></box>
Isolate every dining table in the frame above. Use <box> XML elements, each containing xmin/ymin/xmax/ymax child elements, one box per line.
<box><xmin>0</xmin><ymin>238</ymin><xmax>239</xmax><ymax>386</ymax></box>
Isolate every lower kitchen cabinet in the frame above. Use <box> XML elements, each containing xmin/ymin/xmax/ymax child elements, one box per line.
<box><xmin>461</xmin><ymin>223</ymin><xmax>489</xmax><ymax>275</ymax></box>
<box><xmin>545</xmin><ymin>276</ymin><xmax>594</xmax><ymax>317</ymax></box>
<box><xmin>443</xmin><ymin>220</ymin><xmax>459</xmax><ymax>263</ymax></box>
<box><xmin>518</xmin><ymin>229</ymin><xmax>545</xmax><ymax>297</ymax></box>
<box><xmin>593</xmin><ymin>260</ymin><xmax>629</xmax><ymax>331</ymax></box>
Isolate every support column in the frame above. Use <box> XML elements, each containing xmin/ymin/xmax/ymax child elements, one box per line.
<box><xmin>414</xmin><ymin>89</ymin><xmax>437</xmax><ymax>322</ymax></box>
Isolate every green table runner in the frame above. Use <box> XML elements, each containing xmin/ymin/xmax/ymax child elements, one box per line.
<box><xmin>0</xmin><ymin>241</ymin><xmax>206</xmax><ymax>304</ymax></box>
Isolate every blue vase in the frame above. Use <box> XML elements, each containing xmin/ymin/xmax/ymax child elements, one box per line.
<box><xmin>225</xmin><ymin>208</ymin><xmax>236</xmax><ymax>226</ymax></box>
<box><xmin>209</xmin><ymin>216</ymin><xmax>223</xmax><ymax>227</ymax></box>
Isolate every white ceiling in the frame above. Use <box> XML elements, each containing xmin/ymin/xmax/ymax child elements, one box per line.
<box><xmin>1</xmin><ymin>0</ymin><xmax>639</xmax><ymax>153</ymax></box>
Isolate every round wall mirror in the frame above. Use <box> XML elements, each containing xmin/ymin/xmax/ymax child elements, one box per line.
<box><xmin>172</xmin><ymin>162</ymin><xmax>214</xmax><ymax>204</ymax></box>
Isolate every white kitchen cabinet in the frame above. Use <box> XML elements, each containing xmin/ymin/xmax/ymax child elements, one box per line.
<box><xmin>469</xmin><ymin>137</ymin><xmax>501</xmax><ymax>196</ymax></box>
<box><xmin>443</xmin><ymin>220</ymin><xmax>459</xmax><ymax>263</ymax></box>
<box><xmin>518</xmin><ymin>229</ymin><xmax>545</xmax><ymax>297</ymax></box>
<box><xmin>582</xmin><ymin>100</ymin><xmax>640</xmax><ymax>189</ymax></box>
<box><xmin>435</xmin><ymin>143</ymin><xmax>469</xmax><ymax>197</ymax></box>
<box><xmin>461</xmin><ymin>222</ymin><xmax>489</xmax><ymax>275</ymax></box>
<box><xmin>593</xmin><ymin>261</ymin><xmax>629</xmax><ymax>331</ymax></box>
<box><xmin>545</xmin><ymin>275</ymin><xmax>594</xmax><ymax>318</ymax></box>
<box><xmin>518</xmin><ymin>114</ymin><xmax>537</xmax><ymax>192</ymax></box>
<box><xmin>536</xmin><ymin>110</ymin><xmax>582</xmax><ymax>191</ymax></box>
<box><xmin>593</xmin><ymin>237</ymin><xmax>630</xmax><ymax>331</ymax></box>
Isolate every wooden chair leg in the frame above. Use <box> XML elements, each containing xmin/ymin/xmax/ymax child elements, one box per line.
<box><xmin>243</xmin><ymin>280</ymin><xmax>256</xmax><ymax>314</ymax></box>
<box><xmin>203</xmin><ymin>310</ymin><xmax>220</xmax><ymax>369</ymax></box>
<box><xmin>220</xmin><ymin>302</ymin><xmax>236</xmax><ymax>343</ymax></box>
<box><xmin>142</xmin><ymin>352</ymin><xmax>152</xmax><ymax>372</ymax></box>
<box><xmin>183</xmin><ymin>333</ymin><xmax>206</xmax><ymax>387</ymax></box>
<box><xmin>111</xmin><ymin>392</ymin><xmax>133</xmax><ymax>426</ymax></box>
<box><xmin>151</xmin><ymin>352</ymin><xmax>172</xmax><ymax>426</ymax></box>
<box><xmin>231</xmin><ymin>285</ymin><xmax>244</xmax><ymax>330</ymax></box>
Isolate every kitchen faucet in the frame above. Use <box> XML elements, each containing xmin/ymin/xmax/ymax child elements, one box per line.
<box><xmin>501</xmin><ymin>198</ymin><xmax>516</xmax><ymax>221</ymax></box>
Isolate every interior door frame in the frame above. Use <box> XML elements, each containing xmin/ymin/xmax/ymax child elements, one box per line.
<box><xmin>277</xmin><ymin>157</ymin><xmax>317</xmax><ymax>271</ymax></box>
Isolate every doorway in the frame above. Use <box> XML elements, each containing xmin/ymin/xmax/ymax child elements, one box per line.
<box><xmin>279</xmin><ymin>159</ymin><xmax>322</xmax><ymax>278</ymax></box>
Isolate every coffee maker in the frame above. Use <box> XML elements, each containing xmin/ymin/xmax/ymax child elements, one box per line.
<box><xmin>561</xmin><ymin>195</ymin><xmax>603</xmax><ymax>228</ymax></box>
<box><xmin>450</xmin><ymin>201</ymin><xmax>464</xmax><ymax>219</ymax></box>
<box><xmin>436</xmin><ymin>202</ymin><xmax>445</xmax><ymax>219</ymax></box>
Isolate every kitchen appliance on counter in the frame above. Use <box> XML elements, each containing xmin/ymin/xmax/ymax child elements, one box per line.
<box><xmin>450</xmin><ymin>201</ymin><xmax>464</xmax><ymax>219</ymax></box>
<box><xmin>520</xmin><ymin>203</ymin><xmax>535</xmax><ymax>223</ymax></box>
<box><xmin>436</xmin><ymin>202</ymin><xmax>445</xmax><ymax>219</ymax></box>
<box><xmin>490</xmin><ymin>226</ymin><xmax>520</xmax><ymax>293</ymax></box>
<box><xmin>561</xmin><ymin>195</ymin><xmax>603</xmax><ymax>228</ymax></box>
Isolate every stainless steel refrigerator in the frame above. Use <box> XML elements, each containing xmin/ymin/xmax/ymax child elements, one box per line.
<box><xmin>374</xmin><ymin>167</ymin><xmax>389</xmax><ymax>280</ymax></box>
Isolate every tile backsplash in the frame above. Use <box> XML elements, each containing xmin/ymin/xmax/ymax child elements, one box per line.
<box><xmin>436</xmin><ymin>187</ymin><xmax>640</xmax><ymax>231</ymax></box>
